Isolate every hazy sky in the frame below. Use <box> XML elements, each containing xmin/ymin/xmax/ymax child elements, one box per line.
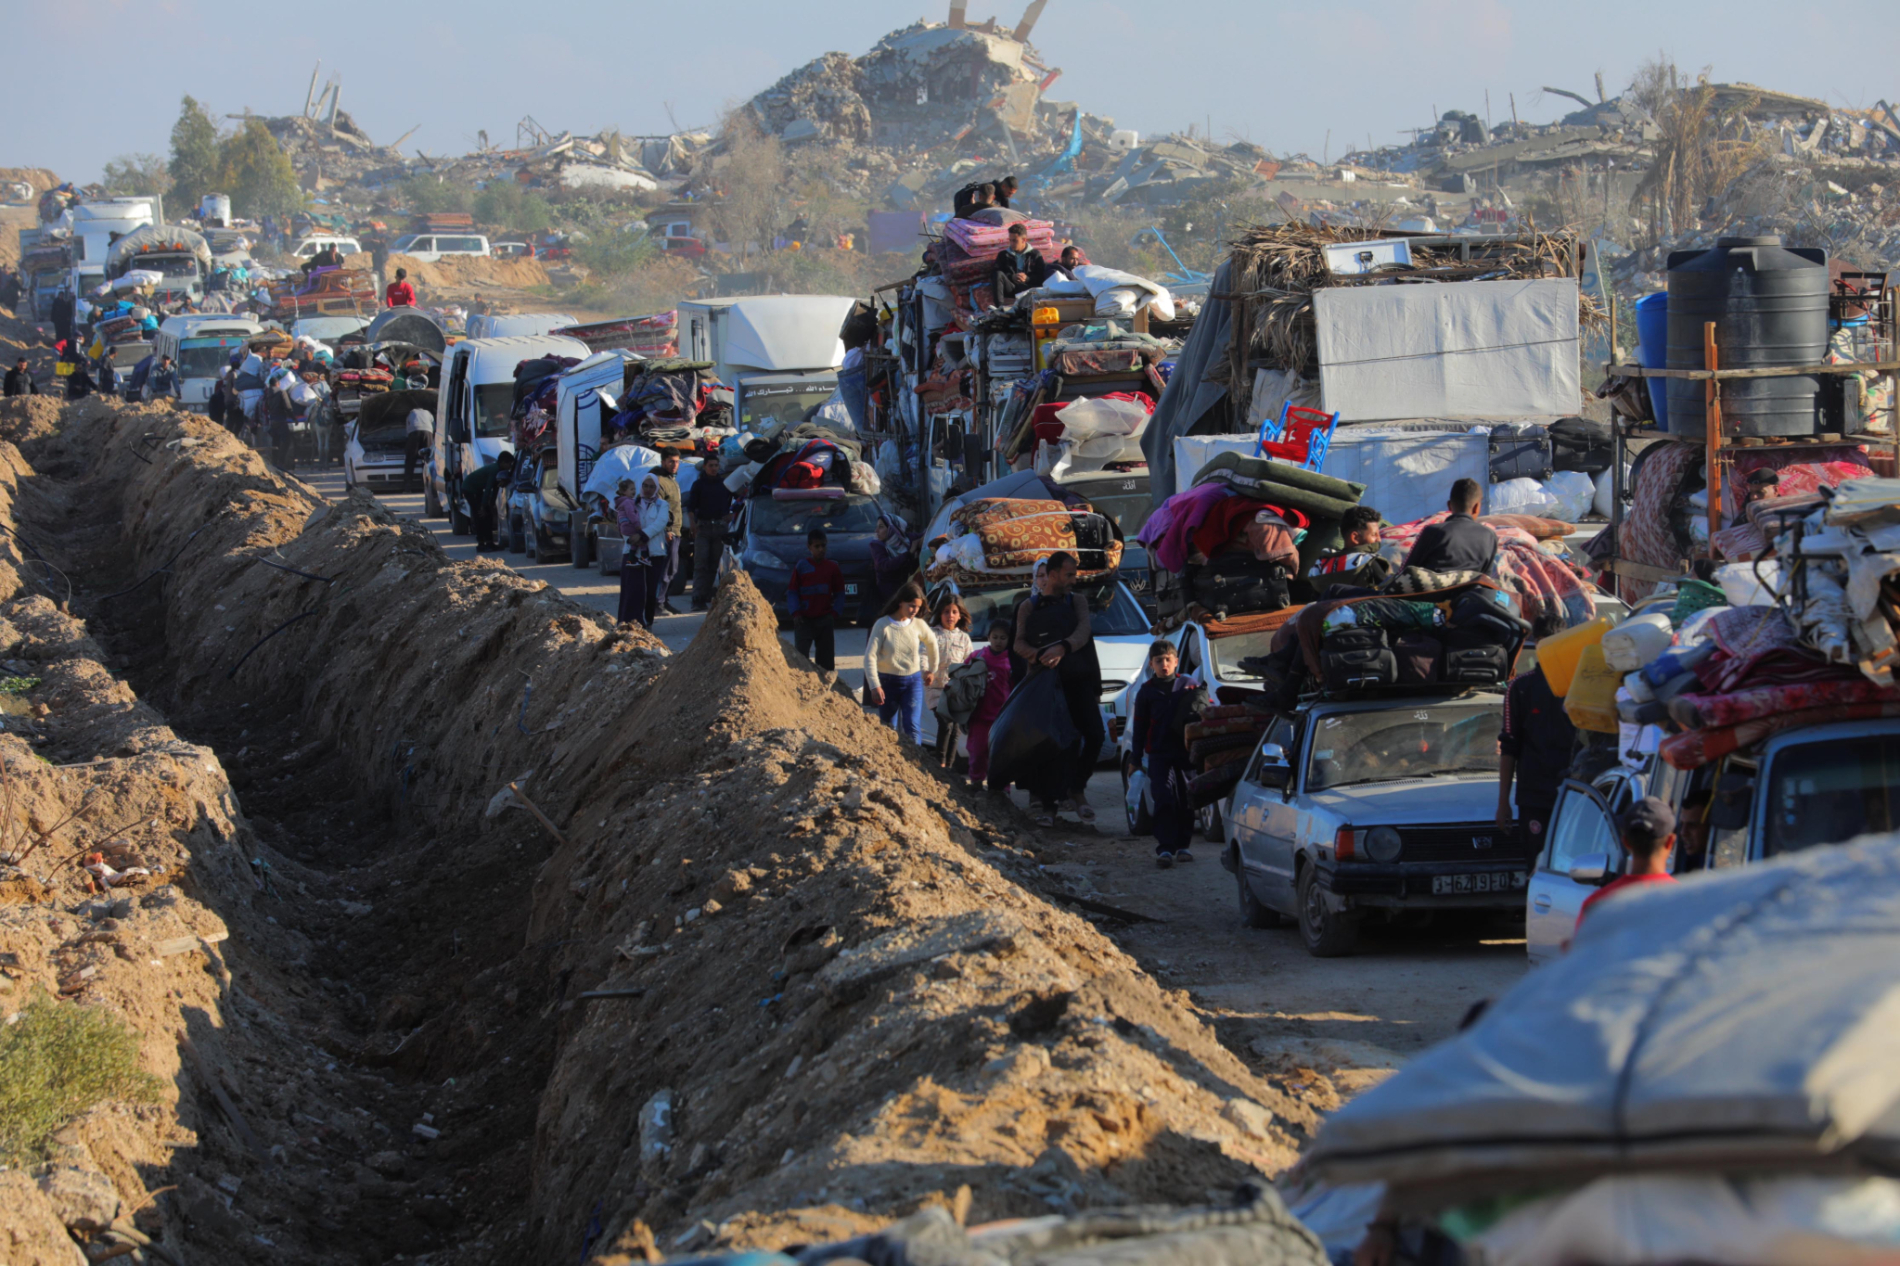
<box><xmin>7</xmin><ymin>1</ymin><xmax>1892</xmax><ymax>185</ymax></box>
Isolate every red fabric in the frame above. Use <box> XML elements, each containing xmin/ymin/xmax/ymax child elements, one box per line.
<box><xmin>1675</xmin><ymin>678</ymin><xmax>1899</xmax><ymax>730</ymax></box>
<box><xmin>1384</xmin><ymin>512</ymin><xmax>1595</xmax><ymax>627</ymax></box>
<box><xmin>384</xmin><ymin>280</ymin><xmax>416</xmax><ymax>308</ymax></box>
<box><xmin>1723</xmin><ymin>449</ymin><xmax>1871</xmax><ymax>519</ymax></box>
<box><xmin>780</xmin><ymin>461</ymin><xmax>823</xmax><ymax>490</ymax></box>
<box><xmin>1577</xmin><ymin>873</ymin><xmax>1677</xmax><ymax>928</ymax></box>
<box><xmin>1695</xmin><ymin>605</ymin><xmax>1844</xmax><ymax>695</ymax></box>
<box><xmin>1662</xmin><ymin>700</ymin><xmax>1900</xmax><ymax>770</ymax></box>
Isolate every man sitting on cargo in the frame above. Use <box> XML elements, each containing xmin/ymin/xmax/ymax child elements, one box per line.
<box><xmin>953</xmin><ymin>182</ymin><xmax>995</xmax><ymax>220</ymax></box>
<box><xmin>994</xmin><ymin>175</ymin><xmax>1019</xmax><ymax>210</ymax></box>
<box><xmin>1306</xmin><ymin>505</ymin><xmax>1391</xmax><ymax>596</ymax></box>
<box><xmin>1402</xmin><ymin>478</ymin><xmax>1497</xmax><ymax>576</ymax></box>
<box><xmin>992</xmin><ymin>223</ymin><xmax>1049</xmax><ymax>308</ymax></box>
<box><xmin>1574</xmin><ymin>797</ymin><xmax>1677</xmax><ymax>935</ymax></box>
<box><xmin>1052</xmin><ymin>245</ymin><xmax>1086</xmax><ymax>281</ymax></box>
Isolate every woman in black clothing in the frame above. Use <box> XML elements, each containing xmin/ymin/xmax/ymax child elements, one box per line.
<box><xmin>1012</xmin><ymin>550</ymin><xmax>1106</xmax><ymax>826</ymax></box>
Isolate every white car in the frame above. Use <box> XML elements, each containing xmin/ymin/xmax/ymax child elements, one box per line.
<box><xmin>287</xmin><ymin>234</ymin><xmax>362</xmax><ymax>260</ymax></box>
<box><xmin>344</xmin><ymin>388</ymin><xmax>435</xmax><ymax>494</ymax></box>
<box><xmin>390</xmin><ymin>233</ymin><xmax>490</xmax><ymax>262</ymax></box>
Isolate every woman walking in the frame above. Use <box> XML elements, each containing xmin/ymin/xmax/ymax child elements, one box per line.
<box><xmin>616</xmin><ymin>475</ymin><xmax>670</xmax><ymax>628</ymax></box>
<box><xmin>863</xmin><ymin>585</ymin><xmax>939</xmax><ymax>745</ymax></box>
<box><xmin>927</xmin><ymin>596</ymin><xmax>973</xmax><ymax>766</ymax></box>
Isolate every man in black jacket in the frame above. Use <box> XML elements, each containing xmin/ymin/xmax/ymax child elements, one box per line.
<box><xmin>3</xmin><ymin>358</ymin><xmax>35</xmax><ymax>397</ymax></box>
<box><xmin>992</xmin><ymin>222</ymin><xmax>1049</xmax><ymax>307</ymax></box>
<box><xmin>1403</xmin><ymin>478</ymin><xmax>1497</xmax><ymax>574</ymax></box>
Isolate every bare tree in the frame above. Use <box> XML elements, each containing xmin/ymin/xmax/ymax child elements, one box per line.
<box><xmin>702</xmin><ymin>112</ymin><xmax>784</xmax><ymax>257</ymax></box>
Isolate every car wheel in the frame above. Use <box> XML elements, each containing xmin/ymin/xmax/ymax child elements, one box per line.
<box><xmin>1297</xmin><ymin>866</ymin><xmax>1358</xmax><ymax>957</ymax></box>
<box><xmin>424</xmin><ymin>480</ymin><xmax>442</xmax><ymax>518</ymax></box>
<box><xmin>1236</xmin><ymin>853</ymin><xmax>1282</xmax><ymax>929</ymax></box>
<box><xmin>1199</xmin><ymin>800</ymin><xmax>1224</xmax><ymax>843</ymax></box>
<box><xmin>1121</xmin><ymin>765</ymin><xmax>1153</xmax><ymax>835</ymax></box>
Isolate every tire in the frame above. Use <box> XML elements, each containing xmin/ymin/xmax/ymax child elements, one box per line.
<box><xmin>1199</xmin><ymin>800</ymin><xmax>1224</xmax><ymax>843</ymax></box>
<box><xmin>507</xmin><ymin>514</ymin><xmax>525</xmax><ymax>555</ymax></box>
<box><xmin>570</xmin><ymin>512</ymin><xmax>594</xmax><ymax>568</ymax></box>
<box><xmin>1297</xmin><ymin>865</ymin><xmax>1358</xmax><ymax>957</ymax></box>
<box><xmin>1236</xmin><ymin>854</ymin><xmax>1282</xmax><ymax>929</ymax></box>
<box><xmin>425</xmin><ymin>479</ymin><xmax>442</xmax><ymax>518</ymax></box>
<box><xmin>1121</xmin><ymin>765</ymin><xmax>1153</xmax><ymax>835</ymax></box>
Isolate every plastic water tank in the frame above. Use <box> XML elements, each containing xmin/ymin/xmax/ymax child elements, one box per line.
<box><xmin>1633</xmin><ymin>292</ymin><xmax>1669</xmax><ymax>430</ymax></box>
<box><xmin>1665</xmin><ymin>235</ymin><xmax>1828</xmax><ymax>437</ymax></box>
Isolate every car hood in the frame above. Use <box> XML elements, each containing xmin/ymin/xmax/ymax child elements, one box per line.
<box><xmin>1095</xmin><ymin>635</ymin><xmax>1153</xmax><ymax>689</ymax></box>
<box><xmin>1306</xmin><ymin>776</ymin><xmax>1498</xmax><ymax>825</ymax></box>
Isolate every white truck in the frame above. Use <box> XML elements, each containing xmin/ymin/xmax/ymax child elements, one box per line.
<box><xmin>60</xmin><ymin>196</ymin><xmax>160</xmax><ymax>310</ymax></box>
<box><xmin>428</xmin><ymin>333</ymin><xmax>590</xmax><ymax>533</ymax></box>
<box><xmin>678</xmin><ymin>295</ymin><xmax>858</xmax><ymax>433</ymax></box>
<box><xmin>106</xmin><ymin>224</ymin><xmax>212</xmax><ymax>308</ymax></box>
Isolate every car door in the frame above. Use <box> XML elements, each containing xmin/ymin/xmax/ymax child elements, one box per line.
<box><xmin>1525</xmin><ymin>778</ymin><xmax>1620</xmax><ymax>963</ymax></box>
<box><xmin>1251</xmin><ymin>714</ymin><xmax>1303</xmax><ymax>913</ymax></box>
<box><xmin>1229</xmin><ymin>716</ymin><xmax>1294</xmax><ymax>883</ymax></box>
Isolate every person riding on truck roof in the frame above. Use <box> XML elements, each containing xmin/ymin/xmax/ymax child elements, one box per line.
<box><xmin>383</xmin><ymin>268</ymin><xmax>416</xmax><ymax>309</ymax></box>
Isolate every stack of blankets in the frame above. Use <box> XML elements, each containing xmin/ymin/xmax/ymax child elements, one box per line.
<box><xmin>1381</xmin><ymin>512</ymin><xmax>1596</xmax><ymax>629</ymax></box>
<box><xmin>927</xmin><ymin>497</ymin><xmax>1121</xmax><ymax>585</ymax></box>
<box><xmin>1186</xmin><ymin>703</ymin><xmax>1274</xmax><ymax>807</ymax></box>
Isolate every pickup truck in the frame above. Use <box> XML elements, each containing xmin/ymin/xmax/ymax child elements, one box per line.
<box><xmin>1527</xmin><ymin>715</ymin><xmax>1900</xmax><ymax>962</ymax></box>
<box><xmin>1224</xmin><ymin>688</ymin><xmax>1525</xmax><ymax>957</ymax></box>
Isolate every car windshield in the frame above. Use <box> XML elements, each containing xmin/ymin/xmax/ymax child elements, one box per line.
<box><xmin>473</xmin><ymin>382</ymin><xmax>514</xmax><ymax>438</ymax></box>
<box><xmin>956</xmin><ymin>583</ymin><xmax>1149</xmax><ymax>638</ymax></box>
<box><xmin>1306</xmin><ymin>700</ymin><xmax>1502</xmax><ymax>791</ymax></box>
<box><xmin>1206</xmin><ymin>629</ymin><xmax>1282</xmax><ymax>682</ymax></box>
<box><xmin>178</xmin><ymin>342</ymin><xmax>241</xmax><ymax>377</ymax></box>
<box><xmin>141</xmin><ymin>256</ymin><xmax>198</xmax><ymax>279</ymax></box>
<box><xmin>748</xmin><ymin>495</ymin><xmax>882</xmax><ymax>536</ymax></box>
<box><xmin>1068</xmin><ymin>485</ymin><xmax>1153</xmax><ymax>539</ymax></box>
<box><xmin>741</xmin><ymin>383</ymin><xmax>836</xmax><ymax>431</ymax></box>
<box><xmin>1763</xmin><ymin>734</ymin><xmax>1900</xmax><ymax>856</ymax></box>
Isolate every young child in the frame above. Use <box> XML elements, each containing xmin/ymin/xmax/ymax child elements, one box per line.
<box><xmin>1130</xmin><ymin>640</ymin><xmax>1197</xmax><ymax>867</ymax></box>
<box><xmin>966</xmin><ymin>620</ymin><xmax>1015</xmax><ymax>791</ymax></box>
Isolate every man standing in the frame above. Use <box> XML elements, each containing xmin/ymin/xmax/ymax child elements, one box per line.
<box><xmin>50</xmin><ymin>287</ymin><xmax>76</xmax><ymax>349</ymax></box>
<box><xmin>1403</xmin><ymin>477</ymin><xmax>1497</xmax><ymax>574</ymax></box>
<box><xmin>1497</xmin><ymin>614</ymin><xmax>1577</xmax><ymax>855</ymax></box>
<box><xmin>460</xmin><ymin>450</ymin><xmax>515</xmax><ymax>549</ymax></box>
<box><xmin>992</xmin><ymin>223</ymin><xmax>1049</xmax><ymax>307</ymax></box>
<box><xmin>787</xmin><ymin>529</ymin><xmax>845</xmax><ymax>672</ymax></box>
<box><xmin>403</xmin><ymin>406</ymin><xmax>434</xmax><ymax>493</ymax></box>
<box><xmin>1575</xmin><ymin>798</ymin><xmax>1677</xmax><ymax>933</ymax></box>
<box><xmin>148</xmin><ymin>354</ymin><xmax>177</xmax><ymax>401</ymax></box>
<box><xmin>648</xmin><ymin>450</ymin><xmax>684</xmax><ymax>622</ymax></box>
<box><xmin>1012</xmin><ymin>550</ymin><xmax>1105</xmax><ymax>826</ymax></box>
<box><xmin>383</xmin><ymin>267</ymin><xmax>417</xmax><ymax>309</ymax></box>
<box><xmin>684</xmin><ymin>452</ymin><xmax>734</xmax><ymax>610</ymax></box>
<box><xmin>3</xmin><ymin>357</ymin><xmax>35</xmax><ymax>397</ymax></box>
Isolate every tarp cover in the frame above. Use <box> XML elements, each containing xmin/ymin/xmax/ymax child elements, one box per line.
<box><xmin>1140</xmin><ymin>256</ymin><xmax>1236</xmax><ymax>503</ymax></box>
<box><xmin>1314</xmin><ymin>278</ymin><xmax>1580</xmax><ymax>421</ymax></box>
<box><xmin>363</xmin><ymin>308</ymin><xmax>447</xmax><ymax>355</ymax></box>
<box><xmin>1171</xmin><ymin>426</ymin><xmax>1486</xmax><ymax>528</ymax></box>
<box><xmin>1304</xmin><ymin>832</ymin><xmax>1900</xmax><ymax>1198</ymax></box>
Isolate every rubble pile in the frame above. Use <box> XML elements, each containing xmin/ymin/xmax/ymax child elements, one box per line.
<box><xmin>0</xmin><ymin>396</ymin><xmax>1324</xmax><ymax>1264</ymax></box>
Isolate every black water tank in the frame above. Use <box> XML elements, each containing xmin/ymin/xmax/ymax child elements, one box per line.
<box><xmin>1665</xmin><ymin>235</ymin><xmax>1828</xmax><ymax>437</ymax></box>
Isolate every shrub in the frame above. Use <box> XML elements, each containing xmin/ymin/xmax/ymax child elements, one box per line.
<box><xmin>0</xmin><ymin>992</ymin><xmax>161</xmax><ymax>1165</ymax></box>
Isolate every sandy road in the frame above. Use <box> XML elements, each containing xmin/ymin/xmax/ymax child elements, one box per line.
<box><xmin>314</xmin><ymin>462</ymin><xmax>1529</xmax><ymax>1103</ymax></box>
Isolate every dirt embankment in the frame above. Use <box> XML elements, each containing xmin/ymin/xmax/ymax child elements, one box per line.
<box><xmin>383</xmin><ymin>252</ymin><xmax>554</xmax><ymax>292</ymax></box>
<box><xmin>1</xmin><ymin>397</ymin><xmax>1326</xmax><ymax>1264</ymax></box>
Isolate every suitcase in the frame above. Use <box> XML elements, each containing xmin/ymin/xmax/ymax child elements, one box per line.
<box><xmin>1322</xmin><ymin>624</ymin><xmax>1387</xmax><ymax>653</ymax></box>
<box><xmin>1548</xmin><ymin>416</ymin><xmax>1613</xmax><ymax>474</ymax></box>
<box><xmin>1323</xmin><ymin>647</ymin><xmax>1397</xmax><ymax>691</ymax></box>
<box><xmin>1191</xmin><ymin>552</ymin><xmax>1291</xmax><ymax>618</ymax></box>
<box><xmin>1442</xmin><ymin>644</ymin><xmax>1509</xmax><ymax>684</ymax></box>
<box><xmin>1393</xmin><ymin>632</ymin><xmax>1444</xmax><ymax>684</ymax></box>
<box><xmin>1488</xmin><ymin>423</ymin><xmax>1554</xmax><ymax>483</ymax></box>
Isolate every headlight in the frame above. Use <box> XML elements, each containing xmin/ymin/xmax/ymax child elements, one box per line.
<box><xmin>744</xmin><ymin>545</ymin><xmax>791</xmax><ymax>570</ymax></box>
<box><xmin>1364</xmin><ymin>827</ymin><xmax>1402</xmax><ymax>863</ymax></box>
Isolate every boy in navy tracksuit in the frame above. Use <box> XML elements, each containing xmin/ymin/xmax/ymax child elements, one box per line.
<box><xmin>1129</xmin><ymin>640</ymin><xmax>1197</xmax><ymax>868</ymax></box>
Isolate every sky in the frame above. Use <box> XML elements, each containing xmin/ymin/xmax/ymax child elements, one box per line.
<box><xmin>6</xmin><ymin>0</ymin><xmax>1894</xmax><ymax>185</ymax></box>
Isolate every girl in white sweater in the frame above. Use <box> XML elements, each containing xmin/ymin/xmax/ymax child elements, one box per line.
<box><xmin>863</xmin><ymin>586</ymin><xmax>940</xmax><ymax>745</ymax></box>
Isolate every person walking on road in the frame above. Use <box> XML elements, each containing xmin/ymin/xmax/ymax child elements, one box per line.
<box><xmin>966</xmin><ymin>620</ymin><xmax>1014</xmax><ymax>792</ymax></box>
<box><xmin>787</xmin><ymin>529</ymin><xmax>845</xmax><ymax>672</ymax></box>
<box><xmin>648</xmin><ymin>451</ymin><xmax>685</xmax><ymax>621</ymax></box>
<box><xmin>616</xmin><ymin>475</ymin><xmax>671</xmax><ymax>629</ymax></box>
<box><xmin>684</xmin><ymin>452</ymin><xmax>734</xmax><ymax>610</ymax></box>
<box><xmin>864</xmin><ymin>585</ymin><xmax>940</xmax><ymax>746</ymax></box>
<box><xmin>1497</xmin><ymin>613</ymin><xmax>1578</xmax><ymax>854</ymax></box>
<box><xmin>3</xmin><ymin>357</ymin><xmax>35</xmax><ymax>397</ymax></box>
<box><xmin>403</xmin><ymin>406</ymin><xmax>434</xmax><ymax>492</ymax></box>
<box><xmin>927</xmin><ymin>596</ymin><xmax>974</xmax><ymax>765</ymax></box>
<box><xmin>50</xmin><ymin>287</ymin><xmax>75</xmax><ymax>348</ymax></box>
<box><xmin>383</xmin><ymin>268</ymin><xmax>416</xmax><ymax>309</ymax></box>
<box><xmin>1130</xmin><ymin>640</ymin><xmax>1198</xmax><ymax>866</ymax></box>
<box><xmin>461</xmin><ymin>450</ymin><xmax>515</xmax><ymax>550</ymax></box>
<box><xmin>1012</xmin><ymin>550</ymin><xmax>1105</xmax><ymax>827</ymax></box>
<box><xmin>147</xmin><ymin>354</ymin><xmax>177</xmax><ymax>401</ymax></box>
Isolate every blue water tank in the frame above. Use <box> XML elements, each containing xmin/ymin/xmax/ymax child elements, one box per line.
<box><xmin>1665</xmin><ymin>235</ymin><xmax>1829</xmax><ymax>438</ymax></box>
<box><xmin>1634</xmin><ymin>292</ymin><xmax>1669</xmax><ymax>430</ymax></box>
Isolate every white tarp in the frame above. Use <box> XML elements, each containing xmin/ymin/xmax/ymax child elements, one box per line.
<box><xmin>1071</xmin><ymin>263</ymin><xmax>1176</xmax><ymax>322</ymax></box>
<box><xmin>1172</xmin><ymin>426</ymin><xmax>1486</xmax><ymax>527</ymax></box>
<box><xmin>1304</xmin><ymin>832</ymin><xmax>1900</xmax><ymax>1197</ymax></box>
<box><xmin>1314</xmin><ymin>278</ymin><xmax>1580</xmax><ymax>421</ymax></box>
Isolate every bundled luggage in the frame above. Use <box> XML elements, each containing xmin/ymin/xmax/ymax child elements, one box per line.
<box><xmin>1487</xmin><ymin>422</ymin><xmax>1554</xmax><ymax>483</ymax></box>
<box><xmin>1191</xmin><ymin>552</ymin><xmax>1291</xmax><ymax>620</ymax></box>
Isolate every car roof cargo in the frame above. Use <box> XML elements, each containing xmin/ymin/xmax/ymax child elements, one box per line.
<box><xmin>364</xmin><ymin>308</ymin><xmax>447</xmax><ymax>354</ymax></box>
<box><xmin>358</xmin><ymin>389</ymin><xmax>438</xmax><ymax>431</ymax></box>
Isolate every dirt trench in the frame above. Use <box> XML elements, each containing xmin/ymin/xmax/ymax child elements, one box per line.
<box><xmin>0</xmin><ymin>397</ymin><xmax>1328</xmax><ymax>1265</ymax></box>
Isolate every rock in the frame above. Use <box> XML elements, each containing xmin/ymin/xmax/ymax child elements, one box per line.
<box><xmin>0</xmin><ymin>1172</ymin><xmax>87</xmax><ymax>1266</ymax></box>
<box><xmin>1221</xmin><ymin>1098</ymin><xmax>1275</xmax><ymax>1140</ymax></box>
<box><xmin>365</xmin><ymin>1150</ymin><xmax>407</xmax><ymax>1178</ymax></box>
<box><xmin>37</xmin><ymin>1166</ymin><xmax>119</xmax><ymax>1234</ymax></box>
<box><xmin>817</xmin><ymin>911</ymin><xmax>1022</xmax><ymax>1003</ymax></box>
<box><xmin>638</xmin><ymin>1090</ymin><xmax>674</xmax><ymax>1170</ymax></box>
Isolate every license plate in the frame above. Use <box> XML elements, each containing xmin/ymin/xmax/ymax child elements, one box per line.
<box><xmin>1431</xmin><ymin>872</ymin><xmax>1523</xmax><ymax>895</ymax></box>
<box><xmin>844</xmin><ymin>584</ymin><xmax>859</xmax><ymax>595</ymax></box>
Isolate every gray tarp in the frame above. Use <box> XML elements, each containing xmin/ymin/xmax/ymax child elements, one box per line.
<box><xmin>364</xmin><ymin>308</ymin><xmax>447</xmax><ymax>355</ymax></box>
<box><xmin>1305</xmin><ymin>833</ymin><xmax>1900</xmax><ymax>1200</ymax></box>
<box><xmin>1140</xmin><ymin>257</ymin><xmax>1235</xmax><ymax>506</ymax></box>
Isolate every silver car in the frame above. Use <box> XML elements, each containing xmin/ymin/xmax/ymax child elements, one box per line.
<box><xmin>1224</xmin><ymin>690</ymin><xmax>1526</xmax><ymax>956</ymax></box>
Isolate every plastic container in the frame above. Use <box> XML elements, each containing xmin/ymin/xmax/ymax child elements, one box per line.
<box><xmin>1535</xmin><ymin>616</ymin><xmax>1612</xmax><ymax>697</ymax></box>
<box><xmin>1564</xmin><ymin>644</ymin><xmax>1622</xmax><ymax>733</ymax></box>
<box><xmin>1715</xmin><ymin>560</ymin><xmax>1783</xmax><ymax>608</ymax></box>
<box><xmin>1601</xmin><ymin>612</ymin><xmax>1675</xmax><ymax>673</ymax></box>
<box><xmin>1634</xmin><ymin>292</ymin><xmax>1670</xmax><ymax>430</ymax></box>
<box><xmin>1666</xmin><ymin>235</ymin><xmax>1829</xmax><ymax>437</ymax></box>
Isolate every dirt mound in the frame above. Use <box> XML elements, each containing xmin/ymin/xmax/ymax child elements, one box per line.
<box><xmin>0</xmin><ymin>398</ymin><xmax>1325</xmax><ymax>1263</ymax></box>
<box><xmin>0</xmin><ymin>397</ymin><xmax>62</xmax><ymax>446</ymax></box>
<box><xmin>385</xmin><ymin>252</ymin><xmax>553</xmax><ymax>293</ymax></box>
<box><xmin>0</xmin><ymin>167</ymin><xmax>60</xmax><ymax>196</ymax></box>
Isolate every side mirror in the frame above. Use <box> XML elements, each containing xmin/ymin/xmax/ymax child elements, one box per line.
<box><xmin>1253</xmin><ymin>743</ymin><xmax>1291</xmax><ymax>788</ymax></box>
<box><xmin>1567</xmin><ymin>853</ymin><xmax>1613</xmax><ymax>886</ymax></box>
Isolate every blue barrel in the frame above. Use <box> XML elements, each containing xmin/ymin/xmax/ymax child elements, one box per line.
<box><xmin>1665</xmin><ymin>235</ymin><xmax>1828</xmax><ymax>438</ymax></box>
<box><xmin>1634</xmin><ymin>292</ymin><xmax>1669</xmax><ymax>430</ymax></box>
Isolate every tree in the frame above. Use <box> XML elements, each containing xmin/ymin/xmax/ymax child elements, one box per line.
<box><xmin>168</xmin><ymin>96</ymin><xmax>222</xmax><ymax>210</ymax></box>
<box><xmin>703</xmin><ymin>113</ymin><xmax>784</xmax><ymax>256</ymax></box>
<box><xmin>101</xmin><ymin>154</ymin><xmax>173</xmax><ymax>198</ymax></box>
<box><xmin>219</xmin><ymin>119</ymin><xmax>303</xmax><ymax>219</ymax></box>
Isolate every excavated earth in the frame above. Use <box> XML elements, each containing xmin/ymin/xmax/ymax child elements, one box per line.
<box><xmin>0</xmin><ymin>396</ymin><xmax>1326</xmax><ymax>1265</ymax></box>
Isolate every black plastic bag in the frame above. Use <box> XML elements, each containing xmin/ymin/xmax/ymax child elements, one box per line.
<box><xmin>986</xmin><ymin>669</ymin><xmax>1078</xmax><ymax>790</ymax></box>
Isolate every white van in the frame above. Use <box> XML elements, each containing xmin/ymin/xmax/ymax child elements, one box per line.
<box><xmin>154</xmin><ymin>315</ymin><xmax>263</xmax><ymax>410</ymax></box>
<box><xmin>391</xmin><ymin>233</ymin><xmax>490</xmax><ymax>263</ymax></box>
<box><xmin>426</xmin><ymin>333</ymin><xmax>590</xmax><ymax>531</ymax></box>
<box><xmin>286</xmin><ymin>235</ymin><xmax>361</xmax><ymax>260</ymax></box>
<box><xmin>465</xmin><ymin>312</ymin><xmax>577</xmax><ymax>340</ymax></box>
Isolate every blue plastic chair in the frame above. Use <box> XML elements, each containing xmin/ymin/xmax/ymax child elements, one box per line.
<box><xmin>1255</xmin><ymin>401</ymin><xmax>1340</xmax><ymax>472</ymax></box>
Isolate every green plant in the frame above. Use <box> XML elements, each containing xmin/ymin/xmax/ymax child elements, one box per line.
<box><xmin>101</xmin><ymin>154</ymin><xmax>173</xmax><ymax>199</ymax></box>
<box><xmin>168</xmin><ymin>96</ymin><xmax>223</xmax><ymax>210</ymax></box>
<box><xmin>473</xmin><ymin>181</ymin><xmax>554</xmax><ymax>234</ymax></box>
<box><xmin>397</xmin><ymin>175</ymin><xmax>475</xmax><ymax>215</ymax></box>
<box><xmin>219</xmin><ymin>119</ymin><xmax>303</xmax><ymax>218</ymax></box>
<box><xmin>0</xmin><ymin>992</ymin><xmax>161</xmax><ymax>1165</ymax></box>
<box><xmin>573</xmin><ymin>229</ymin><xmax>659</xmax><ymax>281</ymax></box>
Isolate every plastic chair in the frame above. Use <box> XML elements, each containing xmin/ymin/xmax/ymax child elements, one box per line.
<box><xmin>1255</xmin><ymin>401</ymin><xmax>1340</xmax><ymax>471</ymax></box>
